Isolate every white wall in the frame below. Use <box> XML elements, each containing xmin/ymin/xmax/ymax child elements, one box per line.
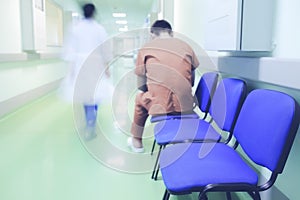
<box><xmin>46</xmin><ymin>0</ymin><xmax>64</xmax><ymax>47</ymax></box>
<box><xmin>170</xmin><ymin>0</ymin><xmax>300</xmax><ymax>60</ymax></box>
<box><xmin>171</xmin><ymin>0</ymin><xmax>300</xmax><ymax>59</ymax></box>
<box><xmin>0</xmin><ymin>0</ymin><xmax>22</xmax><ymax>54</ymax></box>
<box><xmin>0</xmin><ymin>0</ymin><xmax>79</xmax><ymax>117</ymax></box>
<box><xmin>0</xmin><ymin>60</ymin><xmax>68</xmax><ymax>118</ymax></box>
<box><xmin>167</xmin><ymin>0</ymin><xmax>300</xmax><ymax>89</ymax></box>
<box><xmin>272</xmin><ymin>0</ymin><xmax>300</xmax><ymax>58</ymax></box>
<box><xmin>173</xmin><ymin>0</ymin><xmax>205</xmax><ymax>47</ymax></box>
<box><xmin>0</xmin><ymin>60</ymin><xmax>67</xmax><ymax>102</ymax></box>
<box><xmin>0</xmin><ymin>0</ymin><xmax>77</xmax><ymax>56</ymax></box>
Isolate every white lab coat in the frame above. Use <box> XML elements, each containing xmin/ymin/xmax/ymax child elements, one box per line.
<box><xmin>59</xmin><ymin>18</ymin><xmax>114</xmax><ymax>104</ymax></box>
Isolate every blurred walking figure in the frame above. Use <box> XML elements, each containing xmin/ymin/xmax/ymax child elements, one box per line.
<box><xmin>60</xmin><ymin>3</ymin><xmax>113</xmax><ymax>140</ymax></box>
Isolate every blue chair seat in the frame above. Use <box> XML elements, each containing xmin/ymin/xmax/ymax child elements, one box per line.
<box><xmin>154</xmin><ymin>118</ymin><xmax>221</xmax><ymax>145</ymax></box>
<box><xmin>160</xmin><ymin>142</ymin><xmax>258</xmax><ymax>194</ymax></box>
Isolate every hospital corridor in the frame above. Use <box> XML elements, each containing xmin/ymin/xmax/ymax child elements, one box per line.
<box><xmin>1</xmin><ymin>0</ymin><xmax>300</xmax><ymax>200</ymax></box>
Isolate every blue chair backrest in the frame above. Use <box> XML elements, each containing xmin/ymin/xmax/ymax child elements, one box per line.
<box><xmin>233</xmin><ymin>89</ymin><xmax>300</xmax><ymax>173</ymax></box>
<box><xmin>209</xmin><ymin>78</ymin><xmax>247</xmax><ymax>132</ymax></box>
<box><xmin>194</xmin><ymin>72</ymin><xmax>219</xmax><ymax>113</ymax></box>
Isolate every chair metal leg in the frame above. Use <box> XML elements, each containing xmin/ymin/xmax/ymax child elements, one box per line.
<box><xmin>151</xmin><ymin>145</ymin><xmax>162</xmax><ymax>180</ymax></box>
<box><xmin>154</xmin><ymin>163</ymin><xmax>160</xmax><ymax>180</ymax></box>
<box><xmin>253</xmin><ymin>191</ymin><xmax>261</xmax><ymax>200</ymax></box>
<box><xmin>198</xmin><ymin>193</ymin><xmax>208</xmax><ymax>200</ymax></box>
<box><xmin>151</xmin><ymin>139</ymin><xmax>156</xmax><ymax>155</ymax></box>
<box><xmin>226</xmin><ymin>192</ymin><xmax>232</xmax><ymax>200</ymax></box>
<box><xmin>163</xmin><ymin>189</ymin><xmax>170</xmax><ymax>200</ymax></box>
<box><xmin>247</xmin><ymin>191</ymin><xmax>261</xmax><ymax>200</ymax></box>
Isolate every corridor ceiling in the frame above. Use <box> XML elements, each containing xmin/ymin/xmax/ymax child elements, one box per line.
<box><xmin>55</xmin><ymin>0</ymin><xmax>155</xmax><ymax>34</ymax></box>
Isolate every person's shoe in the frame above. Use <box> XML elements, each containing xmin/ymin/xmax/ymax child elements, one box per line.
<box><xmin>127</xmin><ymin>137</ymin><xmax>144</xmax><ymax>153</ymax></box>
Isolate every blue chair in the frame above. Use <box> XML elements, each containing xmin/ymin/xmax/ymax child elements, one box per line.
<box><xmin>150</xmin><ymin>72</ymin><xmax>219</xmax><ymax>154</ymax></box>
<box><xmin>160</xmin><ymin>89</ymin><xmax>300</xmax><ymax>200</ymax></box>
<box><xmin>151</xmin><ymin>77</ymin><xmax>247</xmax><ymax>180</ymax></box>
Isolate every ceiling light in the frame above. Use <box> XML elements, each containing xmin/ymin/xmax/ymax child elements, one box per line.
<box><xmin>119</xmin><ymin>26</ymin><xmax>128</xmax><ymax>32</ymax></box>
<box><xmin>115</xmin><ymin>20</ymin><xmax>128</xmax><ymax>25</ymax></box>
<box><xmin>113</xmin><ymin>12</ymin><xmax>126</xmax><ymax>18</ymax></box>
<box><xmin>72</xmin><ymin>12</ymin><xmax>79</xmax><ymax>17</ymax></box>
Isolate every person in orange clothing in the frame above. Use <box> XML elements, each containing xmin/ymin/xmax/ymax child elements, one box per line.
<box><xmin>128</xmin><ymin>20</ymin><xmax>199</xmax><ymax>152</ymax></box>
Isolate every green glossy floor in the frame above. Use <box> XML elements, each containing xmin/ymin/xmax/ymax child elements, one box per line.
<box><xmin>0</xmin><ymin>92</ymin><xmax>235</xmax><ymax>200</ymax></box>
<box><xmin>0</xmin><ymin>92</ymin><xmax>160</xmax><ymax>200</ymax></box>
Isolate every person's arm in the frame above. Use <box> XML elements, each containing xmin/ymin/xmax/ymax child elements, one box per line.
<box><xmin>135</xmin><ymin>51</ymin><xmax>148</xmax><ymax>92</ymax></box>
<box><xmin>191</xmin><ymin>68</ymin><xmax>195</xmax><ymax>87</ymax></box>
<box><xmin>191</xmin><ymin>51</ymin><xmax>200</xmax><ymax>87</ymax></box>
<box><xmin>137</xmin><ymin>75</ymin><xmax>148</xmax><ymax>92</ymax></box>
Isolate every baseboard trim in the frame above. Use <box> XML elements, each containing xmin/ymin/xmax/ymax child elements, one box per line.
<box><xmin>0</xmin><ymin>80</ymin><xmax>61</xmax><ymax>118</ymax></box>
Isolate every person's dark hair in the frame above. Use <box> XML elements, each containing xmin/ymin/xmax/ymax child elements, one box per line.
<box><xmin>150</xmin><ymin>20</ymin><xmax>172</xmax><ymax>36</ymax></box>
<box><xmin>83</xmin><ymin>3</ymin><xmax>95</xmax><ymax>19</ymax></box>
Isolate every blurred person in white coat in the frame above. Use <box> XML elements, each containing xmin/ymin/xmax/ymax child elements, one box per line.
<box><xmin>60</xmin><ymin>3</ymin><xmax>113</xmax><ymax>140</ymax></box>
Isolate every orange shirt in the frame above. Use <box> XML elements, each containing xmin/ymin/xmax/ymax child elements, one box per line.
<box><xmin>135</xmin><ymin>37</ymin><xmax>199</xmax><ymax>115</ymax></box>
